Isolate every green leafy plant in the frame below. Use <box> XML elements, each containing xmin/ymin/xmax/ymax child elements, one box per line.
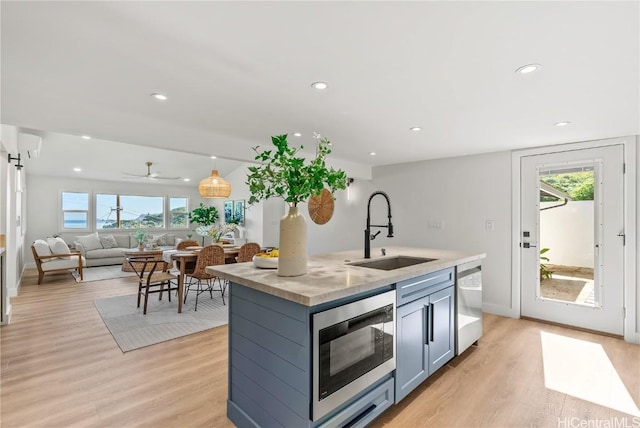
<box><xmin>188</xmin><ymin>203</ymin><xmax>219</xmax><ymax>226</ymax></box>
<box><xmin>540</xmin><ymin>247</ymin><xmax>553</xmax><ymax>279</ymax></box>
<box><xmin>134</xmin><ymin>229</ymin><xmax>148</xmax><ymax>244</ymax></box>
<box><xmin>246</xmin><ymin>134</ymin><xmax>348</xmax><ymax>207</ymax></box>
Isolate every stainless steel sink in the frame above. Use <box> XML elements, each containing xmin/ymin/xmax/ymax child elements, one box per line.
<box><xmin>348</xmin><ymin>256</ymin><xmax>438</xmax><ymax>271</ymax></box>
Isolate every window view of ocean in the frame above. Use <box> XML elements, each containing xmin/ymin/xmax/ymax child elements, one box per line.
<box><xmin>64</xmin><ymin>219</ymin><xmax>111</xmax><ymax>229</ymax></box>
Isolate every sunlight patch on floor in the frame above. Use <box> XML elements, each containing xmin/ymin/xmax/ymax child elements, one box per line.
<box><xmin>540</xmin><ymin>331</ymin><xmax>640</xmax><ymax>417</ymax></box>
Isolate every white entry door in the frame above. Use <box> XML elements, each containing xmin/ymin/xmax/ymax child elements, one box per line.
<box><xmin>520</xmin><ymin>145</ymin><xmax>625</xmax><ymax>335</ymax></box>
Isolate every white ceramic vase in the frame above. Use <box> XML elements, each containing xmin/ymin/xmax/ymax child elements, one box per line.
<box><xmin>278</xmin><ymin>206</ymin><xmax>308</xmax><ymax>277</ymax></box>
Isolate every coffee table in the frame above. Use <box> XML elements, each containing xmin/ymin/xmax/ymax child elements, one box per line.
<box><xmin>122</xmin><ymin>248</ymin><xmax>164</xmax><ymax>272</ymax></box>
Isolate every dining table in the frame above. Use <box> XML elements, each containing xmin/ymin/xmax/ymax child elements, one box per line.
<box><xmin>168</xmin><ymin>247</ymin><xmax>240</xmax><ymax>312</ymax></box>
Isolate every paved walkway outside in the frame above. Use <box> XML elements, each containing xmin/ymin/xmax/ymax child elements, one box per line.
<box><xmin>540</xmin><ymin>264</ymin><xmax>594</xmax><ymax>305</ymax></box>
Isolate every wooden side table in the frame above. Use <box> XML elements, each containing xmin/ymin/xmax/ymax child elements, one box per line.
<box><xmin>122</xmin><ymin>248</ymin><xmax>164</xmax><ymax>272</ymax></box>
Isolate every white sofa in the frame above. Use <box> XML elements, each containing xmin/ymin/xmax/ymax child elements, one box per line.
<box><xmin>73</xmin><ymin>232</ymin><xmax>182</xmax><ymax>267</ymax></box>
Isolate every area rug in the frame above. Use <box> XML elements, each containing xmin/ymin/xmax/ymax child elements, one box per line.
<box><xmin>94</xmin><ymin>293</ymin><xmax>228</xmax><ymax>352</ymax></box>
<box><xmin>72</xmin><ymin>265</ymin><xmax>137</xmax><ymax>283</ymax></box>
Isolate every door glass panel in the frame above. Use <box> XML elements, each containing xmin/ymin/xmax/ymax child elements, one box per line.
<box><xmin>538</xmin><ymin>164</ymin><xmax>596</xmax><ymax>307</ymax></box>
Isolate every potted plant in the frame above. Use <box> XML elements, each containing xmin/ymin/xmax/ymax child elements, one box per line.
<box><xmin>207</xmin><ymin>223</ymin><xmax>238</xmax><ymax>243</ymax></box>
<box><xmin>189</xmin><ymin>203</ymin><xmax>219</xmax><ymax>245</ymax></box>
<box><xmin>246</xmin><ymin>133</ymin><xmax>347</xmax><ymax>276</ymax></box>
<box><xmin>134</xmin><ymin>229</ymin><xmax>148</xmax><ymax>250</ymax></box>
<box><xmin>540</xmin><ymin>248</ymin><xmax>553</xmax><ymax>279</ymax></box>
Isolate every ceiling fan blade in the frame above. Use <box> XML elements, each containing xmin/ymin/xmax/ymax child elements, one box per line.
<box><xmin>122</xmin><ymin>162</ymin><xmax>179</xmax><ymax>180</ymax></box>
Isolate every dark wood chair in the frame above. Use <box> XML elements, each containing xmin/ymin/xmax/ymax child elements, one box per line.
<box><xmin>184</xmin><ymin>245</ymin><xmax>225</xmax><ymax>310</ymax></box>
<box><xmin>126</xmin><ymin>256</ymin><xmax>179</xmax><ymax>315</ymax></box>
<box><xmin>237</xmin><ymin>242</ymin><xmax>261</xmax><ymax>263</ymax></box>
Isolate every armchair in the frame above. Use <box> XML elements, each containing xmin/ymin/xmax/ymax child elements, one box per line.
<box><xmin>31</xmin><ymin>243</ymin><xmax>86</xmax><ymax>284</ymax></box>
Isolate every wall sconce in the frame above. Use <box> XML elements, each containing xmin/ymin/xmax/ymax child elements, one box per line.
<box><xmin>347</xmin><ymin>177</ymin><xmax>354</xmax><ymax>201</ymax></box>
<box><xmin>8</xmin><ymin>153</ymin><xmax>24</xmax><ymax>192</ymax></box>
<box><xmin>8</xmin><ymin>153</ymin><xmax>23</xmax><ymax>170</ymax></box>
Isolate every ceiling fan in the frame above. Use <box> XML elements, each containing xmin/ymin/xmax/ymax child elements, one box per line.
<box><xmin>122</xmin><ymin>161</ymin><xmax>180</xmax><ymax>180</ymax></box>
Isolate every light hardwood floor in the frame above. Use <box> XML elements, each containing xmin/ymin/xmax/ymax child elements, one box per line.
<box><xmin>2</xmin><ymin>269</ymin><xmax>639</xmax><ymax>427</ymax></box>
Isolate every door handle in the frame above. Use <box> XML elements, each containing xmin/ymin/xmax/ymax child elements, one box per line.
<box><xmin>425</xmin><ymin>305</ymin><xmax>429</xmax><ymax>345</ymax></box>
<box><xmin>617</xmin><ymin>232</ymin><xmax>626</xmax><ymax>246</ymax></box>
<box><xmin>522</xmin><ymin>242</ymin><xmax>537</xmax><ymax>248</ymax></box>
<box><xmin>430</xmin><ymin>303</ymin><xmax>435</xmax><ymax>342</ymax></box>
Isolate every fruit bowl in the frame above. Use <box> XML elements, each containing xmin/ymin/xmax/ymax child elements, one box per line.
<box><xmin>252</xmin><ymin>254</ymin><xmax>278</xmax><ymax>269</ymax></box>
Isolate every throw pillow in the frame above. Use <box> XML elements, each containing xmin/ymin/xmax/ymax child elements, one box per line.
<box><xmin>152</xmin><ymin>233</ymin><xmax>169</xmax><ymax>246</ymax></box>
<box><xmin>100</xmin><ymin>234</ymin><xmax>118</xmax><ymax>249</ymax></box>
<box><xmin>75</xmin><ymin>232</ymin><xmax>102</xmax><ymax>251</ymax></box>
<box><xmin>33</xmin><ymin>239</ymin><xmax>53</xmax><ymax>263</ymax></box>
<box><xmin>47</xmin><ymin>237</ymin><xmax>71</xmax><ymax>255</ymax></box>
<box><xmin>47</xmin><ymin>237</ymin><xmax>71</xmax><ymax>260</ymax></box>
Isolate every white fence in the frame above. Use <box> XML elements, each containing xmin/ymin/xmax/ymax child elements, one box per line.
<box><xmin>540</xmin><ymin>200</ymin><xmax>594</xmax><ymax>268</ymax></box>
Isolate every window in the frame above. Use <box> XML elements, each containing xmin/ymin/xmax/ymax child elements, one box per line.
<box><xmin>62</xmin><ymin>192</ymin><xmax>89</xmax><ymax>229</ymax></box>
<box><xmin>96</xmin><ymin>194</ymin><xmax>164</xmax><ymax>229</ymax></box>
<box><xmin>169</xmin><ymin>197</ymin><xmax>188</xmax><ymax>228</ymax></box>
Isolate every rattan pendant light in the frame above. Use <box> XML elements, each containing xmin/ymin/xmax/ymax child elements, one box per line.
<box><xmin>198</xmin><ymin>169</ymin><xmax>231</xmax><ymax>198</ymax></box>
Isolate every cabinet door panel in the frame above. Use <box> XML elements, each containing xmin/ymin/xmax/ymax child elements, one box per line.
<box><xmin>428</xmin><ymin>286</ymin><xmax>455</xmax><ymax>375</ymax></box>
<box><xmin>395</xmin><ymin>297</ymin><xmax>429</xmax><ymax>403</ymax></box>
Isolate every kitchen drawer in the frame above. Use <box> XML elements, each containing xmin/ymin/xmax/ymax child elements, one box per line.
<box><xmin>316</xmin><ymin>376</ymin><xmax>394</xmax><ymax>428</ymax></box>
<box><xmin>396</xmin><ymin>267</ymin><xmax>454</xmax><ymax>306</ymax></box>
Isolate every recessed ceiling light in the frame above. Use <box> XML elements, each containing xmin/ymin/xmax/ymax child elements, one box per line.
<box><xmin>183</xmin><ymin>178</ymin><xmax>190</xmax><ymax>182</ymax></box>
<box><xmin>293</xmin><ymin>132</ymin><xmax>302</xmax><ymax>137</ymax></box>
<box><xmin>151</xmin><ymin>93</ymin><xmax>168</xmax><ymax>101</ymax></box>
<box><xmin>554</xmin><ymin>121</ymin><xmax>571</xmax><ymax>127</ymax></box>
<box><xmin>73</xmin><ymin>167</ymin><xmax>82</xmax><ymax>172</ymax></box>
<box><xmin>369</xmin><ymin>152</ymin><xmax>376</xmax><ymax>156</ymax></box>
<box><xmin>515</xmin><ymin>64</ymin><xmax>540</xmax><ymax>74</ymax></box>
<box><xmin>81</xmin><ymin>135</ymin><xmax>91</xmax><ymax>140</ymax></box>
<box><xmin>311</xmin><ymin>81</ymin><xmax>328</xmax><ymax>90</ymax></box>
<box><xmin>210</xmin><ymin>156</ymin><xmax>217</xmax><ymax>159</ymax></box>
<box><xmin>409</xmin><ymin>127</ymin><xmax>422</xmax><ymax>132</ymax></box>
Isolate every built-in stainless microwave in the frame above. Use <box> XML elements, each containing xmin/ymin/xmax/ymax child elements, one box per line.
<box><xmin>312</xmin><ymin>290</ymin><xmax>396</xmax><ymax>421</ymax></box>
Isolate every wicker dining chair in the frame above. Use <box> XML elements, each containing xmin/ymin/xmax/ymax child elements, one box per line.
<box><xmin>237</xmin><ymin>242</ymin><xmax>262</xmax><ymax>263</ymax></box>
<box><xmin>184</xmin><ymin>245</ymin><xmax>226</xmax><ymax>310</ymax></box>
<box><xmin>175</xmin><ymin>239</ymin><xmax>199</xmax><ymax>275</ymax></box>
<box><xmin>176</xmin><ymin>240</ymin><xmax>199</xmax><ymax>250</ymax></box>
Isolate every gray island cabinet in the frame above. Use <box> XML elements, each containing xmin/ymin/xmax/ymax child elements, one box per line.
<box><xmin>207</xmin><ymin>247</ymin><xmax>485</xmax><ymax>428</ymax></box>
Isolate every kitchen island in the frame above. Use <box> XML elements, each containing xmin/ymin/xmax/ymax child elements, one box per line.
<box><xmin>207</xmin><ymin>247</ymin><xmax>485</xmax><ymax>428</ymax></box>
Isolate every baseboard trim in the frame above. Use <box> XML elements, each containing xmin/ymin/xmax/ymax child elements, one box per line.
<box><xmin>520</xmin><ymin>316</ymin><xmax>624</xmax><ymax>340</ymax></box>
<box><xmin>482</xmin><ymin>303</ymin><xmax>518</xmax><ymax>318</ymax></box>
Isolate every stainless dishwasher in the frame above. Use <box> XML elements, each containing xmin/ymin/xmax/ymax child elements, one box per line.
<box><xmin>456</xmin><ymin>260</ymin><xmax>483</xmax><ymax>355</ymax></box>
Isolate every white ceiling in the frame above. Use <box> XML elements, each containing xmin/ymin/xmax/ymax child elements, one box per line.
<box><xmin>19</xmin><ymin>130</ymin><xmax>247</xmax><ymax>186</ymax></box>
<box><xmin>2</xmin><ymin>1</ymin><xmax>639</xmax><ymax>181</ymax></box>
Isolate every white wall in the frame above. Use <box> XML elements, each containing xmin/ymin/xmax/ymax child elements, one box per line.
<box><xmin>209</xmin><ymin>164</ymin><xmax>266</xmax><ymax>246</ymax></box>
<box><xmin>540</xmin><ymin>201</ymin><xmax>594</xmax><ymax>268</ymax></box>
<box><xmin>1</xmin><ymin>124</ymin><xmax>25</xmax><ymax>323</ymax></box>
<box><xmin>24</xmin><ymin>174</ymin><xmax>209</xmax><ymax>265</ymax></box>
<box><xmin>372</xmin><ymin>151</ymin><xmax>513</xmax><ymax>314</ymax></box>
<box><xmin>636</xmin><ymin>138</ymin><xmax>640</xmax><ymax>337</ymax></box>
<box><xmin>215</xmin><ymin>162</ymin><xmax>375</xmax><ymax>255</ymax></box>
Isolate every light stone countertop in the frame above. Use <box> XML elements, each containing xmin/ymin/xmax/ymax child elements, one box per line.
<box><xmin>206</xmin><ymin>246</ymin><xmax>485</xmax><ymax>307</ymax></box>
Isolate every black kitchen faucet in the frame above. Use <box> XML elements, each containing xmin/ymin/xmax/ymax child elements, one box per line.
<box><xmin>364</xmin><ymin>191</ymin><xmax>394</xmax><ymax>258</ymax></box>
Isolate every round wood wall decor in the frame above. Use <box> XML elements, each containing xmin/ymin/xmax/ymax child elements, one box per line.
<box><xmin>308</xmin><ymin>189</ymin><xmax>334</xmax><ymax>225</ymax></box>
